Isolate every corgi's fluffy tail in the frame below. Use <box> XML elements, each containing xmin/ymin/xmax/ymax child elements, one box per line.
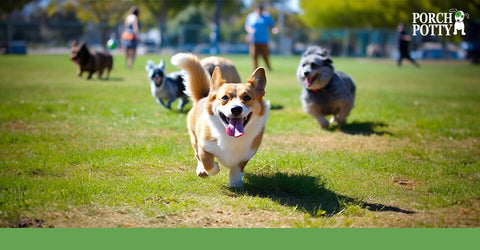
<box><xmin>171</xmin><ymin>53</ymin><xmax>210</xmax><ymax>103</ymax></box>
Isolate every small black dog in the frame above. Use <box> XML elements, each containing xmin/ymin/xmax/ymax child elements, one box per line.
<box><xmin>70</xmin><ymin>41</ymin><xmax>112</xmax><ymax>79</ymax></box>
<box><xmin>145</xmin><ymin>59</ymin><xmax>188</xmax><ymax>110</ymax></box>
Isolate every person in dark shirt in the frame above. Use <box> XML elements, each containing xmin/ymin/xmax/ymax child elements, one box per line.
<box><xmin>397</xmin><ymin>23</ymin><xmax>420</xmax><ymax>67</ymax></box>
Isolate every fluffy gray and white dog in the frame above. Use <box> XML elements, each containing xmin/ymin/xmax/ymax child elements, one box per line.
<box><xmin>146</xmin><ymin>59</ymin><xmax>188</xmax><ymax>110</ymax></box>
<box><xmin>297</xmin><ymin>46</ymin><xmax>356</xmax><ymax>129</ymax></box>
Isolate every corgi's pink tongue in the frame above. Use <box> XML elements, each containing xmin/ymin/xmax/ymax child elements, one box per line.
<box><xmin>226</xmin><ymin>118</ymin><xmax>244</xmax><ymax>138</ymax></box>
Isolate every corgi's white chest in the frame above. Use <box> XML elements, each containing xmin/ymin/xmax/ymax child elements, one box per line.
<box><xmin>202</xmin><ymin>111</ymin><xmax>268</xmax><ymax>168</ymax></box>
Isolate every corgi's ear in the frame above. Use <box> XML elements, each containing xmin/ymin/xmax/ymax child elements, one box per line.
<box><xmin>145</xmin><ymin>60</ymin><xmax>155</xmax><ymax>72</ymax></box>
<box><xmin>158</xmin><ymin>59</ymin><xmax>165</xmax><ymax>71</ymax></box>
<box><xmin>80</xmin><ymin>42</ymin><xmax>87</xmax><ymax>49</ymax></box>
<box><xmin>210</xmin><ymin>66</ymin><xmax>226</xmax><ymax>91</ymax></box>
<box><xmin>247</xmin><ymin>67</ymin><xmax>266</xmax><ymax>95</ymax></box>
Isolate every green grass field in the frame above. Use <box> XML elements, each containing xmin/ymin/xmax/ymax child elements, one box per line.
<box><xmin>0</xmin><ymin>53</ymin><xmax>479</xmax><ymax>228</ymax></box>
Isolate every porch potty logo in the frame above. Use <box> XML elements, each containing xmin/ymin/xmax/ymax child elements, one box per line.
<box><xmin>412</xmin><ymin>8</ymin><xmax>469</xmax><ymax>36</ymax></box>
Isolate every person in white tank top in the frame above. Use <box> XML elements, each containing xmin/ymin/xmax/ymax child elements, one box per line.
<box><xmin>121</xmin><ymin>6</ymin><xmax>140</xmax><ymax>69</ymax></box>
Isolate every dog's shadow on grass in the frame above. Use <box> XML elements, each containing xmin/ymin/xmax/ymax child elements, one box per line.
<box><xmin>104</xmin><ymin>77</ymin><xmax>124</xmax><ymax>82</ymax></box>
<box><xmin>230</xmin><ymin>172</ymin><xmax>413</xmax><ymax>217</ymax></box>
<box><xmin>330</xmin><ymin>121</ymin><xmax>393</xmax><ymax>136</ymax></box>
<box><xmin>174</xmin><ymin>108</ymin><xmax>190</xmax><ymax>114</ymax></box>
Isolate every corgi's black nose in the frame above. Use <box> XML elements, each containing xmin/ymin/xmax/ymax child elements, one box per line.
<box><xmin>231</xmin><ymin>106</ymin><xmax>242</xmax><ymax>116</ymax></box>
<box><xmin>304</xmin><ymin>71</ymin><xmax>310</xmax><ymax>77</ymax></box>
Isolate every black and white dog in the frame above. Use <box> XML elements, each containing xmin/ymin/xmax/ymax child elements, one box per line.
<box><xmin>145</xmin><ymin>59</ymin><xmax>189</xmax><ymax>110</ymax></box>
<box><xmin>297</xmin><ymin>46</ymin><xmax>356</xmax><ymax>129</ymax></box>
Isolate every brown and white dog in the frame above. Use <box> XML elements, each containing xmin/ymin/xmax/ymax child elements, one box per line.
<box><xmin>171</xmin><ymin>53</ymin><xmax>269</xmax><ymax>188</ymax></box>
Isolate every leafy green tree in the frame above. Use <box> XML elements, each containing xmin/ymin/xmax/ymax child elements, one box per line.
<box><xmin>136</xmin><ymin>0</ymin><xmax>243</xmax><ymax>46</ymax></box>
<box><xmin>299</xmin><ymin>0</ymin><xmax>480</xmax><ymax>29</ymax></box>
<box><xmin>169</xmin><ymin>5</ymin><xmax>207</xmax><ymax>45</ymax></box>
<box><xmin>0</xmin><ymin>0</ymin><xmax>31</xmax><ymax>19</ymax></box>
<box><xmin>74</xmin><ymin>0</ymin><xmax>132</xmax><ymax>25</ymax></box>
<box><xmin>48</xmin><ymin>0</ymin><xmax>133</xmax><ymax>46</ymax></box>
<box><xmin>135</xmin><ymin>0</ymin><xmax>190</xmax><ymax>46</ymax></box>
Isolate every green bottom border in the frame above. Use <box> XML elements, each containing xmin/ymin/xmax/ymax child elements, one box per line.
<box><xmin>1</xmin><ymin>228</ymin><xmax>478</xmax><ymax>249</ymax></box>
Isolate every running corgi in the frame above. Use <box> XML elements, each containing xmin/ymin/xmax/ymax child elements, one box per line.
<box><xmin>171</xmin><ymin>53</ymin><xmax>269</xmax><ymax>188</ymax></box>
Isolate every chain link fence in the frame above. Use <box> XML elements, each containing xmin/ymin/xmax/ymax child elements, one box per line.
<box><xmin>1</xmin><ymin>20</ymin><xmax>466</xmax><ymax>59</ymax></box>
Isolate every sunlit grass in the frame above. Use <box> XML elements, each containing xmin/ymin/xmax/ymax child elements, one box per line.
<box><xmin>0</xmin><ymin>54</ymin><xmax>479</xmax><ymax>228</ymax></box>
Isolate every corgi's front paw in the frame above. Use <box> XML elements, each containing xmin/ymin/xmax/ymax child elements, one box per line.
<box><xmin>196</xmin><ymin>161</ymin><xmax>220</xmax><ymax>177</ymax></box>
<box><xmin>228</xmin><ymin>168</ymin><xmax>243</xmax><ymax>188</ymax></box>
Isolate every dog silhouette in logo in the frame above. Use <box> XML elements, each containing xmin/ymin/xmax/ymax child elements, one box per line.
<box><xmin>450</xmin><ymin>8</ymin><xmax>469</xmax><ymax>36</ymax></box>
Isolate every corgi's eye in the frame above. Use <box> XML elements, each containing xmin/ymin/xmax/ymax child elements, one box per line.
<box><xmin>221</xmin><ymin>95</ymin><xmax>229</xmax><ymax>101</ymax></box>
<box><xmin>243</xmin><ymin>95</ymin><xmax>252</xmax><ymax>102</ymax></box>
<box><xmin>311</xmin><ymin>63</ymin><xmax>318</xmax><ymax>69</ymax></box>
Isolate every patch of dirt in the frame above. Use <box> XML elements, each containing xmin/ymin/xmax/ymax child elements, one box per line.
<box><xmin>41</xmin><ymin>207</ymin><xmax>156</xmax><ymax>228</ymax></box>
<box><xmin>1</xmin><ymin>205</ymin><xmax>301</xmax><ymax>228</ymax></box>
<box><xmin>161</xmin><ymin>207</ymin><xmax>300</xmax><ymax>228</ymax></box>
<box><xmin>394</xmin><ymin>178</ymin><xmax>419</xmax><ymax>190</ymax></box>
<box><xmin>1</xmin><ymin>120</ymin><xmax>28</xmax><ymax>132</ymax></box>
<box><xmin>377</xmin><ymin>205</ymin><xmax>480</xmax><ymax>228</ymax></box>
<box><xmin>4</xmin><ymin>217</ymin><xmax>52</xmax><ymax>228</ymax></box>
<box><xmin>3</xmin><ymin>201</ymin><xmax>479</xmax><ymax>228</ymax></box>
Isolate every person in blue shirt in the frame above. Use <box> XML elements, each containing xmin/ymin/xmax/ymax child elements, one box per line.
<box><xmin>245</xmin><ymin>4</ymin><xmax>278</xmax><ymax>71</ymax></box>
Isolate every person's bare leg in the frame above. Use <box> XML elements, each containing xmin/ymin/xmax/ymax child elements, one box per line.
<box><xmin>126</xmin><ymin>48</ymin><xmax>136</xmax><ymax>69</ymax></box>
<box><xmin>125</xmin><ymin>48</ymin><xmax>131</xmax><ymax>69</ymax></box>
<box><xmin>129</xmin><ymin>48</ymin><xmax>136</xmax><ymax>68</ymax></box>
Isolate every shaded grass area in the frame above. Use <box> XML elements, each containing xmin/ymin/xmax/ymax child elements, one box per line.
<box><xmin>0</xmin><ymin>54</ymin><xmax>479</xmax><ymax>228</ymax></box>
